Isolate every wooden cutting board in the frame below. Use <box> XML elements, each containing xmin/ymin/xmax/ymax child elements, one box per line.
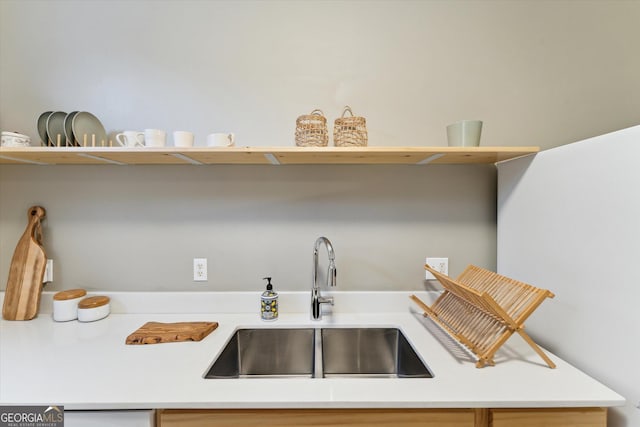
<box><xmin>125</xmin><ymin>321</ymin><xmax>219</xmax><ymax>345</ymax></box>
<box><xmin>2</xmin><ymin>206</ymin><xmax>47</xmax><ymax>321</ymax></box>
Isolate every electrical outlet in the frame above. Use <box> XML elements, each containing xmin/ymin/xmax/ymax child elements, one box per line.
<box><xmin>43</xmin><ymin>259</ymin><xmax>53</xmax><ymax>283</ymax></box>
<box><xmin>193</xmin><ymin>258</ymin><xmax>207</xmax><ymax>282</ymax></box>
<box><xmin>425</xmin><ymin>257</ymin><xmax>448</xmax><ymax>280</ymax></box>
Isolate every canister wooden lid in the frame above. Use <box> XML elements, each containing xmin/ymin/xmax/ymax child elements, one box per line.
<box><xmin>53</xmin><ymin>289</ymin><xmax>87</xmax><ymax>301</ymax></box>
<box><xmin>78</xmin><ymin>296</ymin><xmax>110</xmax><ymax>309</ymax></box>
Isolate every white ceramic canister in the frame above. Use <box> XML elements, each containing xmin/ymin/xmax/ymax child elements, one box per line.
<box><xmin>77</xmin><ymin>296</ymin><xmax>111</xmax><ymax>322</ymax></box>
<box><xmin>52</xmin><ymin>288</ymin><xmax>87</xmax><ymax>322</ymax></box>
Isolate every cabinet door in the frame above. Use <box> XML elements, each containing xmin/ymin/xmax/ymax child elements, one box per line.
<box><xmin>65</xmin><ymin>410</ymin><xmax>155</xmax><ymax>427</ymax></box>
<box><xmin>490</xmin><ymin>408</ymin><xmax>607</xmax><ymax>427</ymax></box>
<box><xmin>158</xmin><ymin>408</ymin><xmax>475</xmax><ymax>427</ymax></box>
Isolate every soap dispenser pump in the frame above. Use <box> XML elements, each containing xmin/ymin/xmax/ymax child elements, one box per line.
<box><xmin>260</xmin><ymin>277</ymin><xmax>278</xmax><ymax>321</ymax></box>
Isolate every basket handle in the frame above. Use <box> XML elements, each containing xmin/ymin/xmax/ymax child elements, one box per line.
<box><xmin>310</xmin><ymin>109</ymin><xmax>325</xmax><ymax>117</ymax></box>
<box><xmin>340</xmin><ymin>106</ymin><xmax>354</xmax><ymax>118</ymax></box>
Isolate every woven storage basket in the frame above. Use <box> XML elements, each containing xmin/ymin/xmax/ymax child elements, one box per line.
<box><xmin>295</xmin><ymin>109</ymin><xmax>328</xmax><ymax>147</ymax></box>
<box><xmin>334</xmin><ymin>106</ymin><xmax>367</xmax><ymax>147</ymax></box>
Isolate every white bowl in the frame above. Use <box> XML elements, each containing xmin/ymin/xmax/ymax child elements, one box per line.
<box><xmin>1</xmin><ymin>131</ymin><xmax>31</xmax><ymax>147</ymax></box>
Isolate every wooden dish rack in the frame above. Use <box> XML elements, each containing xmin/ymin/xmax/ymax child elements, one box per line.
<box><xmin>411</xmin><ymin>264</ymin><xmax>556</xmax><ymax>369</ymax></box>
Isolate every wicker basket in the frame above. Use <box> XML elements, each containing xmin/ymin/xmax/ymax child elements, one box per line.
<box><xmin>334</xmin><ymin>106</ymin><xmax>367</xmax><ymax>147</ymax></box>
<box><xmin>295</xmin><ymin>109</ymin><xmax>328</xmax><ymax>147</ymax></box>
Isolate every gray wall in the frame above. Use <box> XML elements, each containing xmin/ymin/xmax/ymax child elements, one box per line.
<box><xmin>1</xmin><ymin>1</ymin><xmax>639</xmax><ymax>292</ymax></box>
<box><xmin>497</xmin><ymin>126</ymin><xmax>640</xmax><ymax>427</ymax></box>
<box><xmin>0</xmin><ymin>164</ymin><xmax>496</xmax><ymax>292</ymax></box>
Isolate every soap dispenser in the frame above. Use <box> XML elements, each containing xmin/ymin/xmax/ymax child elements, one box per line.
<box><xmin>260</xmin><ymin>277</ymin><xmax>278</xmax><ymax>321</ymax></box>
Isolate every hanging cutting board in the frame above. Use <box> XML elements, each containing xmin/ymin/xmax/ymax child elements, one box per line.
<box><xmin>2</xmin><ymin>206</ymin><xmax>47</xmax><ymax>321</ymax></box>
<box><xmin>125</xmin><ymin>321</ymin><xmax>219</xmax><ymax>345</ymax></box>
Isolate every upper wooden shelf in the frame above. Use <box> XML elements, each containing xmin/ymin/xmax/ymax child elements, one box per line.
<box><xmin>0</xmin><ymin>146</ymin><xmax>539</xmax><ymax>166</ymax></box>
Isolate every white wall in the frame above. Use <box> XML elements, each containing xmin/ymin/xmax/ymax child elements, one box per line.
<box><xmin>497</xmin><ymin>125</ymin><xmax>640</xmax><ymax>427</ymax></box>
<box><xmin>1</xmin><ymin>0</ymin><xmax>639</xmax><ymax>149</ymax></box>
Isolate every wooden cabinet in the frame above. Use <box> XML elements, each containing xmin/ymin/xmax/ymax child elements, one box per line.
<box><xmin>157</xmin><ymin>407</ymin><xmax>607</xmax><ymax>427</ymax></box>
<box><xmin>65</xmin><ymin>410</ymin><xmax>155</xmax><ymax>427</ymax></box>
<box><xmin>490</xmin><ymin>407</ymin><xmax>607</xmax><ymax>427</ymax></box>
<box><xmin>157</xmin><ymin>408</ymin><xmax>476</xmax><ymax>427</ymax></box>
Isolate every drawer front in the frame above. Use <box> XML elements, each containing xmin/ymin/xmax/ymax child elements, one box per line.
<box><xmin>158</xmin><ymin>408</ymin><xmax>475</xmax><ymax>427</ymax></box>
<box><xmin>65</xmin><ymin>410</ymin><xmax>155</xmax><ymax>427</ymax></box>
<box><xmin>490</xmin><ymin>407</ymin><xmax>607</xmax><ymax>427</ymax></box>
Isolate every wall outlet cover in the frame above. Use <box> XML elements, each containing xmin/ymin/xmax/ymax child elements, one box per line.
<box><xmin>193</xmin><ymin>258</ymin><xmax>208</xmax><ymax>282</ymax></box>
<box><xmin>425</xmin><ymin>257</ymin><xmax>448</xmax><ymax>280</ymax></box>
<box><xmin>43</xmin><ymin>259</ymin><xmax>53</xmax><ymax>283</ymax></box>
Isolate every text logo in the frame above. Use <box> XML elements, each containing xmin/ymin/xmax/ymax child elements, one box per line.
<box><xmin>0</xmin><ymin>405</ymin><xmax>64</xmax><ymax>427</ymax></box>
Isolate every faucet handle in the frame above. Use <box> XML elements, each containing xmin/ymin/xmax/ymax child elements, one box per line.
<box><xmin>318</xmin><ymin>296</ymin><xmax>334</xmax><ymax>306</ymax></box>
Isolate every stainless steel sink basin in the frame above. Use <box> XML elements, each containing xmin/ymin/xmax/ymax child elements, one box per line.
<box><xmin>204</xmin><ymin>328</ymin><xmax>315</xmax><ymax>378</ymax></box>
<box><xmin>321</xmin><ymin>328</ymin><xmax>433</xmax><ymax>378</ymax></box>
<box><xmin>204</xmin><ymin>327</ymin><xmax>433</xmax><ymax>379</ymax></box>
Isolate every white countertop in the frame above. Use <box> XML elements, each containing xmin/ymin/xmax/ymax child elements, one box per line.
<box><xmin>0</xmin><ymin>291</ymin><xmax>624</xmax><ymax>410</ymax></box>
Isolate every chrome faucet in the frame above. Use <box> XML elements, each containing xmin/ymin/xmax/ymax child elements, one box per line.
<box><xmin>311</xmin><ymin>236</ymin><xmax>337</xmax><ymax>320</ymax></box>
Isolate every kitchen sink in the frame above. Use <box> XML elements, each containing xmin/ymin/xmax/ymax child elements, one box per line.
<box><xmin>321</xmin><ymin>328</ymin><xmax>433</xmax><ymax>378</ymax></box>
<box><xmin>204</xmin><ymin>328</ymin><xmax>315</xmax><ymax>378</ymax></box>
<box><xmin>204</xmin><ymin>327</ymin><xmax>433</xmax><ymax>379</ymax></box>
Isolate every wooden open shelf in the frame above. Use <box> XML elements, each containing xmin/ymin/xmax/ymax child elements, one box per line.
<box><xmin>0</xmin><ymin>146</ymin><xmax>538</xmax><ymax>166</ymax></box>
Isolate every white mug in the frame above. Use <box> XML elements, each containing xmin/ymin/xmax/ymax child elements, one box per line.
<box><xmin>173</xmin><ymin>131</ymin><xmax>194</xmax><ymax>148</ymax></box>
<box><xmin>207</xmin><ymin>133</ymin><xmax>235</xmax><ymax>147</ymax></box>
<box><xmin>115</xmin><ymin>131</ymin><xmax>144</xmax><ymax>148</ymax></box>
<box><xmin>144</xmin><ymin>129</ymin><xmax>166</xmax><ymax>147</ymax></box>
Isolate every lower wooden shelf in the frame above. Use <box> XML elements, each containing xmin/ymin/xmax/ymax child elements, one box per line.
<box><xmin>0</xmin><ymin>146</ymin><xmax>539</xmax><ymax>166</ymax></box>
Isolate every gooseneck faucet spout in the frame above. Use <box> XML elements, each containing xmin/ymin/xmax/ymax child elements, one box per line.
<box><xmin>311</xmin><ymin>236</ymin><xmax>337</xmax><ymax>320</ymax></box>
